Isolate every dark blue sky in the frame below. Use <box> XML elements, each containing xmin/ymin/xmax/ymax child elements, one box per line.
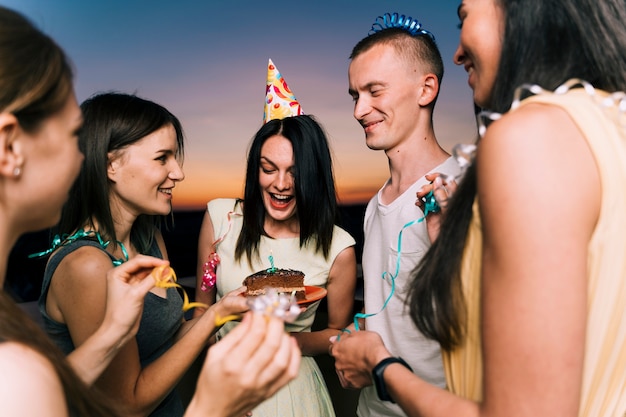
<box><xmin>8</xmin><ymin>0</ymin><xmax>476</xmax><ymax>207</ymax></box>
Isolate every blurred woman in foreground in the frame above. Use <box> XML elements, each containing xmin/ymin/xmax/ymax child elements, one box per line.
<box><xmin>0</xmin><ymin>6</ymin><xmax>299</xmax><ymax>416</ymax></box>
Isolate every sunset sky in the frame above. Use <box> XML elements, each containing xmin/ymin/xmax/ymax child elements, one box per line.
<box><xmin>9</xmin><ymin>0</ymin><xmax>477</xmax><ymax>210</ymax></box>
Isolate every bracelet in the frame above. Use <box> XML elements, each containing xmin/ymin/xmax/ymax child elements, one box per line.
<box><xmin>371</xmin><ymin>357</ymin><xmax>413</xmax><ymax>403</ymax></box>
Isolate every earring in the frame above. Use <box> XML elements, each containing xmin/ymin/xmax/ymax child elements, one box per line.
<box><xmin>13</xmin><ymin>167</ymin><xmax>21</xmax><ymax>177</ymax></box>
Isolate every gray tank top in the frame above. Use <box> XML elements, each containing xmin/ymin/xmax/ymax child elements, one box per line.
<box><xmin>38</xmin><ymin>239</ymin><xmax>185</xmax><ymax>417</ymax></box>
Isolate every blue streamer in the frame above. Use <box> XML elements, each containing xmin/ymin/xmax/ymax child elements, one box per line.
<box><xmin>351</xmin><ymin>190</ymin><xmax>440</xmax><ymax>332</ymax></box>
<box><xmin>29</xmin><ymin>229</ymin><xmax>129</xmax><ymax>266</ymax></box>
<box><xmin>369</xmin><ymin>12</ymin><xmax>436</xmax><ymax>41</ymax></box>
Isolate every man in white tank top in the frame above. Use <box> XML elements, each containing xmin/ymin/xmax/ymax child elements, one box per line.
<box><xmin>330</xmin><ymin>15</ymin><xmax>461</xmax><ymax>417</ymax></box>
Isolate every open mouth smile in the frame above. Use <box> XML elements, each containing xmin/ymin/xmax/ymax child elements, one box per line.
<box><xmin>270</xmin><ymin>193</ymin><xmax>294</xmax><ymax>208</ymax></box>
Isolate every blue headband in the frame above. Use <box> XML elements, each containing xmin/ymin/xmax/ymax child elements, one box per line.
<box><xmin>369</xmin><ymin>12</ymin><xmax>435</xmax><ymax>41</ymax></box>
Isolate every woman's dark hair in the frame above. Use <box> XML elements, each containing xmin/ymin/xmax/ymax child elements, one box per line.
<box><xmin>489</xmin><ymin>0</ymin><xmax>626</xmax><ymax>113</ymax></box>
<box><xmin>408</xmin><ymin>0</ymin><xmax>626</xmax><ymax>351</ymax></box>
<box><xmin>0</xmin><ymin>6</ymin><xmax>74</xmax><ymax>132</ymax></box>
<box><xmin>235</xmin><ymin>114</ymin><xmax>339</xmax><ymax>266</ymax></box>
<box><xmin>0</xmin><ymin>8</ymin><xmax>117</xmax><ymax>414</ymax></box>
<box><xmin>56</xmin><ymin>92</ymin><xmax>185</xmax><ymax>254</ymax></box>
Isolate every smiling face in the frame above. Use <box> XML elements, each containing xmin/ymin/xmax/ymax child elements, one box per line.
<box><xmin>454</xmin><ymin>0</ymin><xmax>504</xmax><ymax>108</ymax></box>
<box><xmin>348</xmin><ymin>42</ymin><xmax>426</xmax><ymax>152</ymax></box>
<box><xmin>107</xmin><ymin>124</ymin><xmax>184</xmax><ymax>219</ymax></box>
<box><xmin>258</xmin><ymin>134</ymin><xmax>298</xmax><ymax>229</ymax></box>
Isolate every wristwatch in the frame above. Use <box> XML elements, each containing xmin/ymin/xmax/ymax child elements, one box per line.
<box><xmin>371</xmin><ymin>357</ymin><xmax>413</xmax><ymax>403</ymax></box>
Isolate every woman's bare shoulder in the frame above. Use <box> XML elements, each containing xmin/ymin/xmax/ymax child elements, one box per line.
<box><xmin>0</xmin><ymin>341</ymin><xmax>68</xmax><ymax>415</ymax></box>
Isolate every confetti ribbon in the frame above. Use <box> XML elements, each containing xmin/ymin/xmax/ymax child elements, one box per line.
<box><xmin>477</xmin><ymin>78</ymin><xmax>626</xmax><ymax>137</ymax></box>
<box><xmin>246</xmin><ymin>288</ymin><xmax>301</xmax><ymax>323</ymax></box>
<box><xmin>153</xmin><ymin>264</ymin><xmax>243</xmax><ymax>326</ymax></box>
<box><xmin>338</xmin><ymin>137</ymin><xmax>481</xmax><ymax>337</ymax></box>
<box><xmin>214</xmin><ymin>313</ymin><xmax>242</xmax><ymax>327</ymax></box>
<box><xmin>211</xmin><ymin>289</ymin><xmax>301</xmax><ymax>327</ymax></box>
<box><xmin>201</xmin><ymin>252</ymin><xmax>220</xmax><ymax>292</ymax></box>
<box><xmin>420</xmin><ymin>189</ymin><xmax>441</xmax><ymax>214</ymax></box>
<box><xmin>152</xmin><ymin>265</ymin><xmax>208</xmax><ymax>312</ymax></box>
<box><xmin>30</xmin><ymin>229</ymin><xmax>129</xmax><ymax>266</ymax></box>
<box><xmin>200</xmin><ymin>209</ymin><xmax>242</xmax><ymax>292</ymax></box>
<box><xmin>339</xmin><ymin>195</ymin><xmax>440</xmax><ymax>338</ymax></box>
<box><xmin>369</xmin><ymin>12</ymin><xmax>435</xmax><ymax>40</ymax></box>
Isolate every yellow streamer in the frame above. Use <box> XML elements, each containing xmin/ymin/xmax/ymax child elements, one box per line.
<box><xmin>152</xmin><ymin>265</ymin><xmax>209</xmax><ymax>312</ymax></box>
<box><xmin>214</xmin><ymin>314</ymin><xmax>242</xmax><ymax>327</ymax></box>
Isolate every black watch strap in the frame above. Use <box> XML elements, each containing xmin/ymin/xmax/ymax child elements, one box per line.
<box><xmin>371</xmin><ymin>357</ymin><xmax>413</xmax><ymax>403</ymax></box>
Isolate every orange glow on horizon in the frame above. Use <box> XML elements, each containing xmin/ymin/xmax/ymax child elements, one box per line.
<box><xmin>172</xmin><ymin>180</ymin><xmax>379</xmax><ymax>211</ymax></box>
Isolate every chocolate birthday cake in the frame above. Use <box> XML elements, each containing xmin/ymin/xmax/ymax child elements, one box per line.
<box><xmin>243</xmin><ymin>268</ymin><xmax>306</xmax><ymax>301</ymax></box>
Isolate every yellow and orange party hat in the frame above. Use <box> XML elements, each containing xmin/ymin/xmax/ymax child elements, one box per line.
<box><xmin>263</xmin><ymin>59</ymin><xmax>303</xmax><ymax>123</ymax></box>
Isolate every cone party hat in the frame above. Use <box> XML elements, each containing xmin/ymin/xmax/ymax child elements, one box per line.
<box><xmin>263</xmin><ymin>59</ymin><xmax>303</xmax><ymax>123</ymax></box>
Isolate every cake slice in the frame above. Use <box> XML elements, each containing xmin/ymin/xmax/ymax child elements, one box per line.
<box><xmin>243</xmin><ymin>268</ymin><xmax>306</xmax><ymax>301</ymax></box>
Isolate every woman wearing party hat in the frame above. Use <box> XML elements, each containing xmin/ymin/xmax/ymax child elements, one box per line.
<box><xmin>195</xmin><ymin>59</ymin><xmax>357</xmax><ymax>416</ymax></box>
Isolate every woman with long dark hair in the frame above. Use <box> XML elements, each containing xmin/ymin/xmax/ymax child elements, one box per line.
<box><xmin>39</xmin><ymin>92</ymin><xmax>264</xmax><ymax>417</ymax></box>
<box><xmin>331</xmin><ymin>1</ymin><xmax>626</xmax><ymax>416</ymax></box>
<box><xmin>196</xmin><ymin>114</ymin><xmax>357</xmax><ymax>416</ymax></box>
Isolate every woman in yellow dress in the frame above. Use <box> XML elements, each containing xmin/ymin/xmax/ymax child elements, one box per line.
<box><xmin>330</xmin><ymin>1</ymin><xmax>626</xmax><ymax>416</ymax></box>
